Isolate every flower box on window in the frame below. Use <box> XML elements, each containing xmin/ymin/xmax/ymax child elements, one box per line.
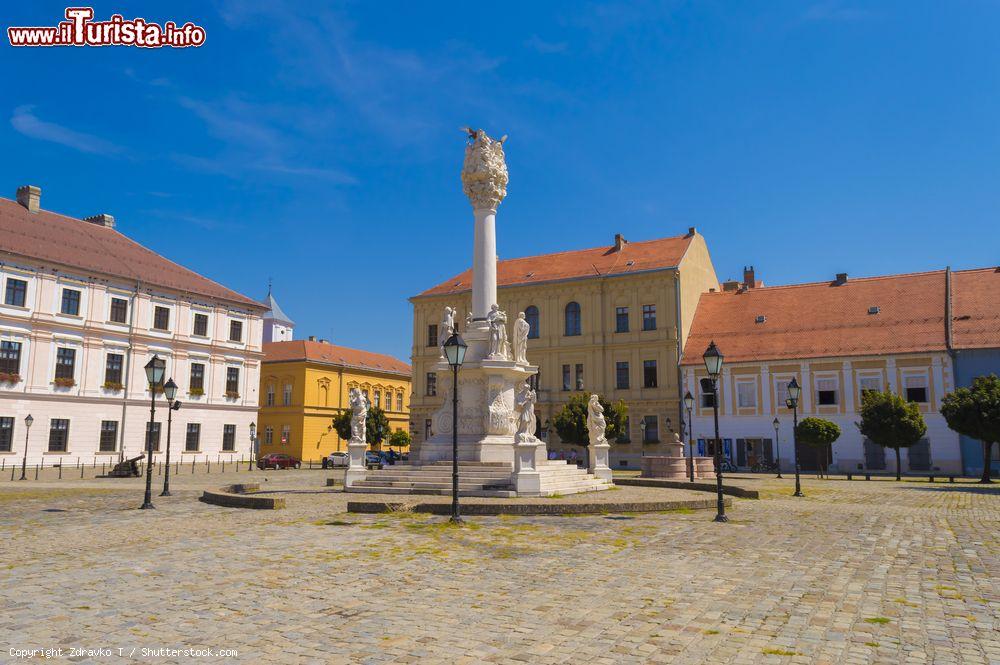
<box><xmin>102</xmin><ymin>381</ymin><xmax>124</xmax><ymax>392</ymax></box>
<box><xmin>224</xmin><ymin>390</ymin><xmax>240</xmax><ymax>399</ymax></box>
<box><xmin>148</xmin><ymin>383</ymin><xmax>165</xmax><ymax>394</ymax></box>
<box><xmin>53</xmin><ymin>377</ymin><xmax>76</xmax><ymax>388</ymax></box>
<box><xmin>188</xmin><ymin>387</ymin><xmax>204</xmax><ymax>397</ymax></box>
<box><xmin>0</xmin><ymin>372</ymin><xmax>21</xmax><ymax>384</ymax></box>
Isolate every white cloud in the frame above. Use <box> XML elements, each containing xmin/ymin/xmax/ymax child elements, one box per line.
<box><xmin>10</xmin><ymin>105</ymin><xmax>123</xmax><ymax>156</ymax></box>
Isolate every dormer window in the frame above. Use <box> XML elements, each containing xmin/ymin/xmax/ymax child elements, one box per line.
<box><xmin>868</xmin><ymin>306</ymin><xmax>880</xmax><ymax>315</ymax></box>
<box><xmin>755</xmin><ymin>315</ymin><xmax>766</xmax><ymax>324</ymax></box>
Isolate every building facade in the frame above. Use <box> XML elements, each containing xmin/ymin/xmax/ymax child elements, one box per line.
<box><xmin>0</xmin><ymin>186</ymin><xmax>265</xmax><ymax>466</ymax></box>
<box><xmin>409</xmin><ymin>230</ymin><xmax>719</xmax><ymax>469</ymax></box>
<box><xmin>682</xmin><ymin>269</ymin><xmax>963</xmax><ymax>475</ymax></box>
<box><xmin>257</xmin><ymin>338</ymin><xmax>411</xmax><ymax>463</ymax></box>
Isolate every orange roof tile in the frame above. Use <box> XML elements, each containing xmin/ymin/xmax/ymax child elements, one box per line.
<box><xmin>0</xmin><ymin>197</ymin><xmax>262</xmax><ymax>309</ymax></box>
<box><xmin>263</xmin><ymin>341</ymin><xmax>411</xmax><ymax>376</ymax></box>
<box><xmin>681</xmin><ymin>270</ymin><xmax>948</xmax><ymax>365</ymax></box>
<box><xmin>416</xmin><ymin>234</ymin><xmax>694</xmax><ymax>297</ymax></box>
<box><xmin>951</xmin><ymin>267</ymin><xmax>1000</xmax><ymax>350</ymax></box>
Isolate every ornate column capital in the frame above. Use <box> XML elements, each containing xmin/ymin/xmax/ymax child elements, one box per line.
<box><xmin>461</xmin><ymin>129</ymin><xmax>508</xmax><ymax>211</ymax></box>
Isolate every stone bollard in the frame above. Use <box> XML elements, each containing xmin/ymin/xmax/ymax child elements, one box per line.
<box><xmin>344</xmin><ymin>438</ymin><xmax>368</xmax><ymax>488</ymax></box>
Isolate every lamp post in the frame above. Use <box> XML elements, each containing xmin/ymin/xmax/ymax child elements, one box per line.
<box><xmin>140</xmin><ymin>355</ymin><xmax>165</xmax><ymax>509</ymax></box>
<box><xmin>787</xmin><ymin>377</ymin><xmax>803</xmax><ymax>497</ymax></box>
<box><xmin>160</xmin><ymin>379</ymin><xmax>179</xmax><ymax>497</ymax></box>
<box><xmin>248</xmin><ymin>421</ymin><xmax>256</xmax><ymax>471</ymax></box>
<box><xmin>703</xmin><ymin>341</ymin><xmax>727</xmax><ymax>522</ymax></box>
<box><xmin>19</xmin><ymin>414</ymin><xmax>33</xmax><ymax>480</ymax></box>
<box><xmin>442</xmin><ymin>331</ymin><xmax>467</xmax><ymax>524</ymax></box>
<box><xmin>684</xmin><ymin>390</ymin><xmax>695</xmax><ymax>482</ymax></box>
<box><xmin>772</xmin><ymin>417</ymin><xmax>782</xmax><ymax>479</ymax></box>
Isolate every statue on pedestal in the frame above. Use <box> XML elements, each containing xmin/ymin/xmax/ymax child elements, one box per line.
<box><xmin>587</xmin><ymin>394</ymin><xmax>608</xmax><ymax>447</ymax></box>
<box><xmin>513</xmin><ymin>312</ymin><xmax>530</xmax><ymax>364</ymax></box>
<box><xmin>461</xmin><ymin>128</ymin><xmax>508</xmax><ymax>210</ymax></box>
<box><xmin>438</xmin><ymin>306</ymin><xmax>455</xmax><ymax>356</ymax></box>
<box><xmin>349</xmin><ymin>388</ymin><xmax>368</xmax><ymax>443</ymax></box>
<box><xmin>514</xmin><ymin>382</ymin><xmax>537</xmax><ymax>443</ymax></box>
<box><xmin>487</xmin><ymin>304</ymin><xmax>511</xmax><ymax>360</ymax></box>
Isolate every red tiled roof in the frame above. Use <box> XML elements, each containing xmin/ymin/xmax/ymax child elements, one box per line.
<box><xmin>417</xmin><ymin>234</ymin><xmax>695</xmax><ymax>297</ymax></box>
<box><xmin>951</xmin><ymin>267</ymin><xmax>1000</xmax><ymax>350</ymax></box>
<box><xmin>681</xmin><ymin>270</ymin><xmax>948</xmax><ymax>365</ymax></box>
<box><xmin>263</xmin><ymin>341</ymin><xmax>411</xmax><ymax>376</ymax></box>
<box><xmin>0</xmin><ymin>197</ymin><xmax>262</xmax><ymax>309</ymax></box>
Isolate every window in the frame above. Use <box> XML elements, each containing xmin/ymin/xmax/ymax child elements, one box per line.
<box><xmin>525</xmin><ymin>306</ymin><xmax>539</xmax><ymax>339</ymax></box>
<box><xmin>904</xmin><ymin>375</ymin><xmax>928</xmax><ymax>403</ymax></box>
<box><xmin>229</xmin><ymin>320</ymin><xmax>243</xmax><ymax>343</ymax></box>
<box><xmin>104</xmin><ymin>353</ymin><xmax>123</xmax><ymax>385</ymax></box>
<box><xmin>264</xmin><ymin>426</ymin><xmax>274</xmax><ymax>446</ymax></box>
<box><xmin>226</xmin><ymin>367</ymin><xmax>240</xmax><ymax>395</ymax></box>
<box><xmin>737</xmin><ymin>380</ymin><xmax>756</xmax><ymax>408</ymax></box>
<box><xmin>617</xmin><ymin>416</ymin><xmax>631</xmax><ymax>443</ymax></box>
<box><xmin>265</xmin><ymin>383</ymin><xmax>274</xmax><ymax>406</ymax></box>
<box><xmin>48</xmin><ymin>419</ymin><xmax>69</xmax><ymax>452</ymax></box>
<box><xmin>222</xmin><ymin>424</ymin><xmax>236</xmax><ymax>451</ymax></box>
<box><xmin>4</xmin><ymin>278</ymin><xmax>27</xmax><ymax>307</ymax></box>
<box><xmin>575</xmin><ymin>364</ymin><xmax>584</xmax><ymax>391</ymax></box>
<box><xmin>397</xmin><ymin>393</ymin><xmax>404</xmax><ymax>412</ymax></box>
<box><xmin>55</xmin><ymin>348</ymin><xmax>76</xmax><ymax>379</ymax></box>
<box><xmin>153</xmin><ymin>306</ymin><xmax>170</xmax><ymax>331</ymax></box>
<box><xmin>859</xmin><ymin>375</ymin><xmax>882</xmax><ymax>396</ymax></box>
<box><xmin>0</xmin><ymin>341</ymin><xmax>21</xmax><ymax>375</ymax></box>
<box><xmin>374</xmin><ymin>390</ymin><xmax>381</xmax><ymax>408</ymax></box>
<box><xmin>427</xmin><ymin>324</ymin><xmax>438</xmax><ymax>347</ymax></box>
<box><xmin>110</xmin><ymin>297</ymin><xmax>128</xmax><ymax>324</ymax></box>
<box><xmin>642</xmin><ymin>415</ymin><xmax>659</xmax><ymax>443</ymax></box>
<box><xmin>775</xmin><ymin>379</ymin><xmax>791</xmax><ymax>407</ymax></box>
<box><xmin>642</xmin><ymin>304</ymin><xmax>656</xmax><ymax>331</ymax></box>
<box><xmin>60</xmin><ymin>288</ymin><xmax>81</xmax><ymax>316</ymax></box>
<box><xmin>99</xmin><ymin>421</ymin><xmax>118</xmax><ymax>452</ymax></box>
<box><xmin>146</xmin><ymin>422</ymin><xmax>161</xmax><ymax>452</ymax></box>
<box><xmin>817</xmin><ymin>378</ymin><xmax>838</xmax><ymax>406</ymax></box>
<box><xmin>280</xmin><ymin>424</ymin><xmax>290</xmax><ymax>446</ymax></box>
<box><xmin>615</xmin><ymin>307</ymin><xmax>629</xmax><ymax>333</ymax></box>
<box><xmin>193</xmin><ymin>313</ymin><xmax>209</xmax><ymax>337</ymax></box>
<box><xmin>426</xmin><ymin>372</ymin><xmax>437</xmax><ymax>397</ymax></box>
<box><xmin>0</xmin><ymin>417</ymin><xmax>12</xmax><ymax>452</ymax></box>
<box><xmin>701</xmin><ymin>381</ymin><xmax>716</xmax><ymax>408</ymax></box>
<box><xmin>564</xmin><ymin>302</ymin><xmax>581</xmax><ymax>336</ymax></box>
<box><xmin>185</xmin><ymin>423</ymin><xmax>201</xmax><ymax>451</ymax></box>
<box><xmin>283</xmin><ymin>382</ymin><xmax>292</xmax><ymax>406</ymax></box>
<box><xmin>643</xmin><ymin>360</ymin><xmax>657</xmax><ymax>388</ymax></box>
<box><xmin>190</xmin><ymin>363</ymin><xmax>205</xmax><ymax>392</ymax></box>
<box><xmin>616</xmin><ymin>362</ymin><xmax>630</xmax><ymax>390</ymax></box>
<box><xmin>562</xmin><ymin>365</ymin><xmax>571</xmax><ymax>391</ymax></box>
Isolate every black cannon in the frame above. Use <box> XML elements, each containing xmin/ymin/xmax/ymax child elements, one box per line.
<box><xmin>109</xmin><ymin>455</ymin><xmax>144</xmax><ymax>478</ymax></box>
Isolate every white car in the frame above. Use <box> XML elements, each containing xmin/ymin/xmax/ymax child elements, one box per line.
<box><xmin>323</xmin><ymin>452</ymin><xmax>350</xmax><ymax>469</ymax></box>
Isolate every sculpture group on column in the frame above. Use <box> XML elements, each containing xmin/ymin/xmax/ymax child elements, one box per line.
<box><xmin>349</xmin><ymin>388</ymin><xmax>368</xmax><ymax>444</ymax></box>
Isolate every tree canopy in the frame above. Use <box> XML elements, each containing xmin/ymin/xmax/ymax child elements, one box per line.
<box><xmin>858</xmin><ymin>389</ymin><xmax>927</xmax><ymax>480</ymax></box>
<box><xmin>941</xmin><ymin>374</ymin><xmax>1000</xmax><ymax>483</ymax></box>
<box><xmin>552</xmin><ymin>392</ymin><xmax>628</xmax><ymax>446</ymax></box>
<box><xmin>387</xmin><ymin>429</ymin><xmax>412</xmax><ymax>451</ymax></box>
<box><xmin>331</xmin><ymin>405</ymin><xmax>391</xmax><ymax>449</ymax></box>
<box><xmin>796</xmin><ymin>417</ymin><xmax>842</xmax><ymax>448</ymax></box>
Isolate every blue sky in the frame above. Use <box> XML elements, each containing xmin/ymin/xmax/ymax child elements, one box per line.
<box><xmin>2</xmin><ymin>1</ymin><xmax>999</xmax><ymax>361</ymax></box>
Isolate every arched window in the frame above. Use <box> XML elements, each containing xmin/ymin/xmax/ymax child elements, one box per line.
<box><xmin>525</xmin><ymin>306</ymin><xmax>539</xmax><ymax>339</ymax></box>
<box><xmin>564</xmin><ymin>302</ymin><xmax>581</xmax><ymax>336</ymax></box>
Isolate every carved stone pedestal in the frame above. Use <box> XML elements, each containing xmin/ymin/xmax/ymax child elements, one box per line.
<box><xmin>589</xmin><ymin>442</ymin><xmax>612</xmax><ymax>483</ymax></box>
<box><xmin>513</xmin><ymin>439</ymin><xmax>542</xmax><ymax>495</ymax></box>
<box><xmin>344</xmin><ymin>440</ymin><xmax>368</xmax><ymax>488</ymax></box>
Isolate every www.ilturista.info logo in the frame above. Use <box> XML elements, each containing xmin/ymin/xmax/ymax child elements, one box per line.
<box><xmin>8</xmin><ymin>7</ymin><xmax>206</xmax><ymax>48</ymax></box>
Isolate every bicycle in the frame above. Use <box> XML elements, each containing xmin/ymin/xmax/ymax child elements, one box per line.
<box><xmin>750</xmin><ymin>460</ymin><xmax>778</xmax><ymax>473</ymax></box>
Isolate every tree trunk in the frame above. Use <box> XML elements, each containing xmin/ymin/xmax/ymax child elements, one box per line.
<box><xmin>981</xmin><ymin>441</ymin><xmax>995</xmax><ymax>484</ymax></box>
<box><xmin>895</xmin><ymin>447</ymin><xmax>901</xmax><ymax>481</ymax></box>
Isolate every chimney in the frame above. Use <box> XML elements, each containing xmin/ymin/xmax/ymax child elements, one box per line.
<box><xmin>722</xmin><ymin>279</ymin><xmax>740</xmax><ymax>292</ymax></box>
<box><xmin>16</xmin><ymin>185</ymin><xmax>40</xmax><ymax>213</ymax></box>
<box><xmin>319</xmin><ymin>338</ymin><xmax>328</xmax><ymax>344</ymax></box>
<box><xmin>84</xmin><ymin>213</ymin><xmax>115</xmax><ymax>229</ymax></box>
<box><xmin>687</xmin><ymin>226</ymin><xmax>696</xmax><ymax>237</ymax></box>
<box><xmin>743</xmin><ymin>265</ymin><xmax>756</xmax><ymax>288</ymax></box>
<box><xmin>308</xmin><ymin>335</ymin><xmax>317</xmax><ymax>341</ymax></box>
<box><xmin>613</xmin><ymin>233</ymin><xmax>628</xmax><ymax>252</ymax></box>
<box><xmin>834</xmin><ymin>273</ymin><xmax>848</xmax><ymax>286</ymax></box>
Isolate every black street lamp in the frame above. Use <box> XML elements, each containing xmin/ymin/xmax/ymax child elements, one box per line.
<box><xmin>248</xmin><ymin>421</ymin><xmax>256</xmax><ymax>471</ymax></box>
<box><xmin>160</xmin><ymin>378</ymin><xmax>180</xmax><ymax>497</ymax></box>
<box><xmin>19</xmin><ymin>414</ymin><xmax>33</xmax><ymax>480</ymax></box>
<box><xmin>684</xmin><ymin>390</ymin><xmax>695</xmax><ymax>482</ymax></box>
<box><xmin>442</xmin><ymin>331</ymin><xmax>467</xmax><ymax>524</ymax></box>
<box><xmin>772</xmin><ymin>417</ymin><xmax>782</xmax><ymax>479</ymax></box>
<box><xmin>787</xmin><ymin>377</ymin><xmax>803</xmax><ymax>497</ymax></box>
<box><xmin>702</xmin><ymin>341</ymin><xmax>727</xmax><ymax>522</ymax></box>
<box><xmin>141</xmin><ymin>355</ymin><xmax>165</xmax><ymax>509</ymax></box>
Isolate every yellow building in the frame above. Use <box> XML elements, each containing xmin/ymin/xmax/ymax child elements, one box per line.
<box><xmin>257</xmin><ymin>338</ymin><xmax>411</xmax><ymax>462</ymax></box>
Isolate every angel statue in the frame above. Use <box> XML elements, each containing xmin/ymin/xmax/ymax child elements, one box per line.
<box><xmin>438</xmin><ymin>306</ymin><xmax>455</xmax><ymax>356</ymax></box>
<box><xmin>514</xmin><ymin>382</ymin><xmax>537</xmax><ymax>443</ymax></box>
<box><xmin>587</xmin><ymin>394</ymin><xmax>608</xmax><ymax>447</ymax></box>
<box><xmin>487</xmin><ymin>304</ymin><xmax>511</xmax><ymax>360</ymax></box>
<box><xmin>512</xmin><ymin>311</ymin><xmax>530</xmax><ymax>364</ymax></box>
<box><xmin>349</xmin><ymin>388</ymin><xmax>368</xmax><ymax>443</ymax></box>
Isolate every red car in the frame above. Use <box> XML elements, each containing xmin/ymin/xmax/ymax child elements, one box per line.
<box><xmin>257</xmin><ymin>454</ymin><xmax>301</xmax><ymax>470</ymax></box>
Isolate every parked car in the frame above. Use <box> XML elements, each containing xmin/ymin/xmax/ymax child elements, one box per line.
<box><xmin>322</xmin><ymin>452</ymin><xmax>349</xmax><ymax>469</ymax></box>
<box><xmin>365</xmin><ymin>451</ymin><xmax>383</xmax><ymax>470</ymax></box>
<box><xmin>257</xmin><ymin>454</ymin><xmax>301</xmax><ymax>470</ymax></box>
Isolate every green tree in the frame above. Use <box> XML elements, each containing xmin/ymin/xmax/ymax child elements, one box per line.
<box><xmin>858</xmin><ymin>389</ymin><xmax>927</xmax><ymax>481</ymax></box>
<box><xmin>940</xmin><ymin>374</ymin><xmax>1000</xmax><ymax>483</ymax></box>
<box><xmin>552</xmin><ymin>392</ymin><xmax>628</xmax><ymax>446</ymax></box>
<box><xmin>387</xmin><ymin>429</ymin><xmax>412</xmax><ymax>453</ymax></box>
<box><xmin>331</xmin><ymin>406</ymin><xmax>391</xmax><ymax>450</ymax></box>
<box><xmin>795</xmin><ymin>417</ymin><xmax>841</xmax><ymax>477</ymax></box>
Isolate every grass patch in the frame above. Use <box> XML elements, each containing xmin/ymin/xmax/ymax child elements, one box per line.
<box><xmin>762</xmin><ymin>648</ymin><xmax>797</xmax><ymax>656</ymax></box>
<box><xmin>864</xmin><ymin>642</ymin><xmax>879</xmax><ymax>648</ymax></box>
<box><xmin>703</xmin><ymin>629</ymin><xmax>719</xmax><ymax>635</ymax></box>
<box><xmin>863</xmin><ymin>617</ymin><xmax>890</xmax><ymax>625</ymax></box>
<box><xmin>893</xmin><ymin>597</ymin><xmax>917</xmax><ymax>607</ymax></box>
<box><xmin>313</xmin><ymin>519</ymin><xmax>356</xmax><ymax>526</ymax></box>
<box><xmin>546</xmin><ymin>492</ymin><xmax>565</xmax><ymax>499</ymax></box>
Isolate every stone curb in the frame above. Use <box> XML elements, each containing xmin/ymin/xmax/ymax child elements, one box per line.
<box><xmin>200</xmin><ymin>483</ymin><xmax>286</xmax><ymax>510</ymax></box>
<box><xmin>614</xmin><ymin>477</ymin><xmax>760</xmax><ymax>499</ymax></box>
<box><xmin>346</xmin><ymin>497</ymin><xmax>730</xmax><ymax>515</ymax></box>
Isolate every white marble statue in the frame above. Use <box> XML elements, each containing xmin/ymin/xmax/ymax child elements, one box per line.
<box><xmin>514</xmin><ymin>382</ymin><xmax>537</xmax><ymax>443</ymax></box>
<box><xmin>512</xmin><ymin>311</ymin><xmax>530</xmax><ymax>364</ymax></box>
<box><xmin>461</xmin><ymin>128</ymin><xmax>508</xmax><ymax>210</ymax></box>
<box><xmin>487</xmin><ymin>304</ymin><xmax>511</xmax><ymax>360</ymax></box>
<box><xmin>349</xmin><ymin>388</ymin><xmax>368</xmax><ymax>443</ymax></box>
<box><xmin>587</xmin><ymin>394</ymin><xmax>608</xmax><ymax>447</ymax></box>
<box><xmin>438</xmin><ymin>306</ymin><xmax>455</xmax><ymax>356</ymax></box>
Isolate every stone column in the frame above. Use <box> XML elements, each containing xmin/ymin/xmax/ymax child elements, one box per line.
<box><xmin>472</xmin><ymin>208</ymin><xmax>497</xmax><ymax>322</ymax></box>
<box><xmin>461</xmin><ymin>129</ymin><xmax>508</xmax><ymax>324</ymax></box>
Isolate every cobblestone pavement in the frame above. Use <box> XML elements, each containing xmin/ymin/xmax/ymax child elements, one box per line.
<box><xmin>2</xmin><ymin>472</ymin><xmax>998</xmax><ymax>664</ymax></box>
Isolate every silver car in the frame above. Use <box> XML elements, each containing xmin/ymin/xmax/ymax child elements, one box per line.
<box><xmin>323</xmin><ymin>451</ymin><xmax>350</xmax><ymax>469</ymax></box>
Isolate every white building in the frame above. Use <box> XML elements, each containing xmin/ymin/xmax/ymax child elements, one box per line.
<box><xmin>681</xmin><ymin>268</ymin><xmax>963</xmax><ymax>475</ymax></box>
<box><xmin>0</xmin><ymin>185</ymin><xmax>266</xmax><ymax>467</ymax></box>
<box><xmin>262</xmin><ymin>286</ymin><xmax>295</xmax><ymax>343</ymax></box>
